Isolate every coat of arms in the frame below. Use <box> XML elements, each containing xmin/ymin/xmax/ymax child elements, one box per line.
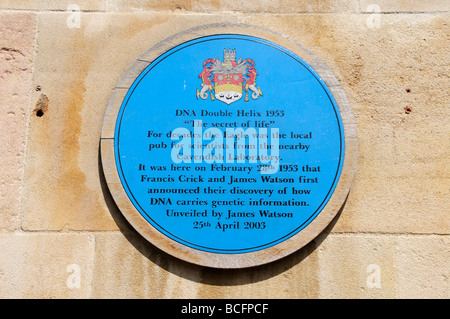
<box><xmin>196</xmin><ymin>49</ymin><xmax>263</xmax><ymax>105</ymax></box>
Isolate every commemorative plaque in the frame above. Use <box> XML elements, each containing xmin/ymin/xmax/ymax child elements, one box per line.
<box><xmin>101</xmin><ymin>24</ymin><xmax>357</xmax><ymax>268</ymax></box>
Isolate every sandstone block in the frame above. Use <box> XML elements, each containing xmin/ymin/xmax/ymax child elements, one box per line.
<box><xmin>0</xmin><ymin>12</ymin><xmax>36</xmax><ymax>231</ymax></box>
<box><xmin>317</xmin><ymin>234</ymin><xmax>449</xmax><ymax>298</ymax></box>
<box><xmin>360</xmin><ymin>0</ymin><xmax>450</xmax><ymax>13</ymax></box>
<box><xmin>0</xmin><ymin>233</ymin><xmax>93</xmax><ymax>298</ymax></box>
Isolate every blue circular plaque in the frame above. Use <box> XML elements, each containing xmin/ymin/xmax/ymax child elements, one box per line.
<box><xmin>102</xmin><ymin>26</ymin><xmax>356</xmax><ymax>268</ymax></box>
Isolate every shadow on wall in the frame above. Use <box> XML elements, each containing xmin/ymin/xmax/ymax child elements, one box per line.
<box><xmin>98</xmin><ymin>148</ymin><xmax>344</xmax><ymax>286</ymax></box>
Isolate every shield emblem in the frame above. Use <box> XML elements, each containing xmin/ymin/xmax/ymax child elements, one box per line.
<box><xmin>214</xmin><ymin>73</ymin><xmax>244</xmax><ymax>104</ymax></box>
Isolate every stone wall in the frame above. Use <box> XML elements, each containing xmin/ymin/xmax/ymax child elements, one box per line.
<box><xmin>0</xmin><ymin>0</ymin><xmax>448</xmax><ymax>298</ymax></box>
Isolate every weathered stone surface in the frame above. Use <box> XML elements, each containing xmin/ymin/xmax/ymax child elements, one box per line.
<box><xmin>3</xmin><ymin>0</ymin><xmax>448</xmax><ymax>13</ymax></box>
<box><xmin>0</xmin><ymin>12</ymin><xmax>36</xmax><ymax>231</ymax></box>
<box><xmin>318</xmin><ymin>234</ymin><xmax>398</xmax><ymax>298</ymax></box>
<box><xmin>91</xmin><ymin>231</ymin><xmax>320</xmax><ymax>298</ymax></box>
<box><xmin>0</xmin><ymin>0</ymin><xmax>360</xmax><ymax>12</ymax></box>
<box><xmin>395</xmin><ymin>236</ymin><xmax>449</xmax><ymax>298</ymax></box>
<box><xmin>0</xmin><ymin>233</ymin><xmax>93</xmax><ymax>298</ymax></box>
<box><xmin>360</xmin><ymin>0</ymin><xmax>450</xmax><ymax>13</ymax></box>
<box><xmin>318</xmin><ymin>234</ymin><xmax>449</xmax><ymax>298</ymax></box>
<box><xmin>91</xmin><ymin>233</ymin><xmax>448</xmax><ymax>298</ymax></box>
<box><xmin>91</xmin><ymin>232</ymin><xmax>202</xmax><ymax>298</ymax></box>
<box><xmin>0</xmin><ymin>0</ymin><xmax>103</xmax><ymax>11</ymax></box>
<box><xmin>279</xmin><ymin>0</ymin><xmax>359</xmax><ymax>13</ymax></box>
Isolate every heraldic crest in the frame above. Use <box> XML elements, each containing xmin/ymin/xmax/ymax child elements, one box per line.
<box><xmin>196</xmin><ymin>49</ymin><xmax>263</xmax><ymax>105</ymax></box>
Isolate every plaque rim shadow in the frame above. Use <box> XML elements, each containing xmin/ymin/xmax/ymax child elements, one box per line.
<box><xmin>100</xmin><ymin>23</ymin><xmax>358</xmax><ymax>269</ymax></box>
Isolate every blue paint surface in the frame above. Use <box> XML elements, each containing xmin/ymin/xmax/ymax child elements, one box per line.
<box><xmin>115</xmin><ymin>35</ymin><xmax>344</xmax><ymax>253</ymax></box>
